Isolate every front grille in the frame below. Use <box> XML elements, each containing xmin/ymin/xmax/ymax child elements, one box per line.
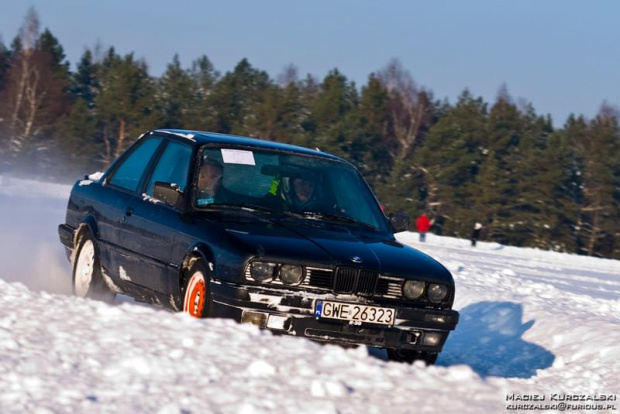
<box><xmin>270</xmin><ymin>266</ymin><xmax>405</xmax><ymax>300</ymax></box>
<box><xmin>334</xmin><ymin>267</ymin><xmax>378</xmax><ymax>296</ymax></box>
<box><xmin>334</xmin><ymin>267</ymin><xmax>358</xmax><ymax>293</ymax></box>
<box><xmin>376</xmin><ymin>277</ymin><xmax>403</xmax><ymax>298</ymax></box>
<box><xmin>305</xmin><ymin>268</ymin><xmax>333</xmax><ymax>289</ymax></box>
<box><xmin>304</xmin><ymin>267</ymin><xmax>402</xmax><ymax>298</ymax></box>
<box><xmin>358</xmin><ymin>270</ymin><xmax>378</xmax><ymax>295</ymax></box>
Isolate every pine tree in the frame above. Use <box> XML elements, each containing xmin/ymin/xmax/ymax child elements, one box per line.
<box><xmin>190</xmin><ymin>55</ymin><xmax>219</xmax><ymax>96</ymax></box>
<box><xmin>308</xmin><ymin>69</ymin><xmax>358</xmax><ymax>157</ymax></box>
<box><xmin>296</xmin><ymin>73</ymin><xmax>320</xmax><ymax>146</ymax></box>
<box><xmin>0</xmin><ymin>38</ymin><xmax>11</xmax><ymax>162</ymax></box>
<box><xmin>278</xmin><ymin>81</ymin><xmax>306</xmax><ymax>144</ymax></box>
<box><xmin>158</xmin><ymin>54</ymin><xmax>196</xmax><ymax>128</ymax></box>
<box><xmin>55</xmin><ymin>98</ymin><xmax>100</xmax><ymax>175</ymax></box>
<box><xmin>378</xmin><ymin>157</ymin><xmax>429</xmax><ymax>220</ymax></box>
<box><xmin>35</xmin><ymin>28</ymin><xmax>70</xmax><ymax>77</ymax></box>
<box><xmin>409</xmin><ymin>89</ymin><xmax>488</xmax><ymax>236</ymax></box>
<box><xmin>554</xmin><ymin>115</ymin><xmax>588</xmax><ymax>252</ymax></box>
<box><xmin>244</xmin><ymin>84</ymin><xmax>281</xmax><ymax>140</ymax></box>
<box><xmin>71</xmin><ymin>49</ymin><xmax>99</xmax><ymax>108</ymax></box>
<box><xmin>510</xmin><ymin>104</ymin><xmax>556</xmax><ymax>247</ymax></box>
<box><xmin>354</xmin><ymin>74</ymin><xmax>393</xmax><ymax>188</ymax></box>
<box><xmin>244</xmin><ymin>81</ymin><xmax>305</xmax><ymax>144</ymax></box>
<box><xmin>578</xmin><ymin>105</ymin><xmax>620</xmax><ymax>257</ymax></box>
<box><xmin>189</xmin><ymin>54</ymin><xmax>219</xmax><ymax>130</ymax></box>
<box><xmin>0</xmin><ymin>37</ymin><xmax>10</xmax><ymax>94</ymax></box>
<box><xmin>96</xmin><ymin>49</ymin><xmax>158</xmax><ymax>162</ymax></box>
<box><xmin>206</xmin><ymin>58</ymin><xmax>270</xmax><ymax>134</ymax></box>
<box><xmin>535</xmin><ymin>123</ymin><xmax>584</xmax><ymax>253</ymax></box>
<box><xmin>476</xmin><ymin>88</ymin><xmax>524</xmax><ymax>243</ymax></box>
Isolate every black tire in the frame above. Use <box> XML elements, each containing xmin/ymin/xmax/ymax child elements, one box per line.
<box><xmin>182</xmin><ymin>260</ymin><xmax>212</xmax><ymax>318</ymax></box>
<box><xmin>387</xmin><ymin>349</ymin><xmax>438</xmax><ymax>365</ymax></box>
<box><xmin>72</xmin><ymin>231</ymin><xmax>116</xmax><ymax>303</ymax></box>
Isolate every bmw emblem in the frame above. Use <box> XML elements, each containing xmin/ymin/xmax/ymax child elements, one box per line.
<box><xmin>350</xmin><ymin>256</ymin><xmax>363</xmax><ymax>264</ymax></box>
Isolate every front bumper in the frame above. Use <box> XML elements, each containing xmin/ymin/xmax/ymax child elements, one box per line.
<box><xmin>210</xmin><ymin>280</ymin><xmax>459</xmax><ymax>352</ymax></box>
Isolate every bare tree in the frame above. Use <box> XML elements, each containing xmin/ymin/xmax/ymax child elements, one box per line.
<box><xmin>91</xmin><ymin>39</ymin><xmax>105</xmax><ymax>64</ymax></box>
<box><xmin>6</xmin><ymin>7</ymin><xmax>40</xmax><ymax>151</ymax></box>
<box><xmin>377</xmin><ymin>59</ymin><xmax>433</xmax><ymax>160</ymax></box>
<box><xmin>276</xmin><ymin>63</ymin><xmax>299</xmax><ymax>87</ymax></box>
<box><xmin>0</xmin><ymin>7</ymin><xmax>65</xmax><ymax>161</ymax></box>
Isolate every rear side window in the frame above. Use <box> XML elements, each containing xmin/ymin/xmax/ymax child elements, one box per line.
<box><xmin>146</xmin><ymin>141</ymin><xmax>193</xmax><ymax>196</ymax></box>
<box><xmin>109</xmin><ymin>138</ymin><xmax>162</xmax><ymax>192</ymax></box>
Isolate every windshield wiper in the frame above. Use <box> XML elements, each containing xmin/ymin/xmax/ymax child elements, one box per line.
<box><xmin>202</xmin><ymin>204</ymin><xmax>380</xmax><ymax>231</ymax></box>
<box><xmin>203</xmin><ymin>202</ymin><xmax>280</xmax><ymax>214</ymax></box>
<box><xmin>296</xmin><ymin>211</ymin><xmax>379</xmax><ymax>231</ymax></box>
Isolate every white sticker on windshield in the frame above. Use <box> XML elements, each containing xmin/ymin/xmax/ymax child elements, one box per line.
<box><xmin>221</xmin><ymin>149</ymin><xmax>256</xmax><ymax>165</ymax></box>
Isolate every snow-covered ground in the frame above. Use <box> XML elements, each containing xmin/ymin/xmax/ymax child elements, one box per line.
<box><xmin>1</xmin><ymin>176</ymin><xmax>619</xmax><ymax>413</ymax></box>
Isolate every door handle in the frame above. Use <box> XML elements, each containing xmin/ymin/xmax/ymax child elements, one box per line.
<box><xmin>125</xmin><ymin>207</ymin><xmax>134</xmax><ymax>217</ymax></box>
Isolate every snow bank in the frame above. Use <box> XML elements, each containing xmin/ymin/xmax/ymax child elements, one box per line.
<box><xmin>0</xmin><ymin>279</ymin><xmax>502</xmax><ymax>413</ymax></box>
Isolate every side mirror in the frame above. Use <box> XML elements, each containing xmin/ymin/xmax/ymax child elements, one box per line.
<box><xmin>389</xmin><ymin>212</ymin><xmax>410</xmax><ymax>233</ymax></box>
<box><xmin>153</xmin><ymin>181</ymin><xmax>183</xmax><ymax>208</ymax></box>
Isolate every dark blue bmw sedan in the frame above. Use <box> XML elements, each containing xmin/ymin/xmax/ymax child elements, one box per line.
<box><xmin>58</xmin><ymin>129</ymin><xmax>459</xmax><ymax>364</ymax></box>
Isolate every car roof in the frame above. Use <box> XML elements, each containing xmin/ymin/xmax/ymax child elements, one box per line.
<box><xmin>153</xmin><ymin>129</ymin><xmax>345</xmax><ymax>162</ymax></box>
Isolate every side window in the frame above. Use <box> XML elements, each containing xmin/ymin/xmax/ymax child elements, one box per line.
<box><xmin>146</xmin><ymin>141</ymin><xmax>193</xmax><ymax>196</ymax></box>
<box><xmin>109</xmin><ymin>138</ymin><xmax>163</xmax><ymax>192</ymax></box>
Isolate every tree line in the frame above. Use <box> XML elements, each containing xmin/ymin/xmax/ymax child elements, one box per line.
<box><xmin>0</xmin><ymin>9</ymin><xmax>618</xmax><ymax>258</ymax></box>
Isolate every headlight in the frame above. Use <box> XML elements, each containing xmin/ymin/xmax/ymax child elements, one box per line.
<box><xmin>250</xmin><ymin>262</ymin><xmax>276</xmax><ymax>282</ymax></box>
<box><xmin>279</xmin><ymin>265</ymin><xmax>304</xmax><ymax>285</ymax></box>
<box><xmin>427</xmin><ymin>284</ymin><xmax>448</xmax><ymax>303</ymax></box>
<box><xmin>402</xmin><ymin>280</ymin><xmax>425</xmax><ymax>300</ymax></box>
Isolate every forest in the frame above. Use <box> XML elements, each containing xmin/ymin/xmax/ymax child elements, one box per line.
<box><xmin>0</xmin><ymin>9</ymin><xmax>618</xmax><ymax>259</ymax></box>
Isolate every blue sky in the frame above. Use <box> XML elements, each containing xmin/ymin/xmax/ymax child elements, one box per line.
<box><xmin>2</xmin><ymin>1</ymin><xmax>619</xmax><ymax>126</ymax></box>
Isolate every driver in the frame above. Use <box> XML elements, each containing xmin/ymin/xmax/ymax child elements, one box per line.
<box><xmin>197</xmin><ymin>159</ymin><xmax>232</xmax><ymax>205</ymax></box>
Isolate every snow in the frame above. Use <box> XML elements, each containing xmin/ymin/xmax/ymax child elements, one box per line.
<box><xmin>142</xmin><ymin>193</ymin><xmax>163</xmax><ymax>204</ymax></box>
<box><xmin>88</xmin><ymin>172</ymin><xmax>104</xmax><ymax>181</ymax></box>
<box><xmin>119</xmin><ymin>266</ymin><xmax>131</xmax><ymax>282</ymax></box>
<box><xmin>161</xmin><ymin>131</ymin><xmax>195</xmax><ymax>140</ymax></box>
<box><xmin>0</xmin><ymin>177</ymin><xmax>619</xmax><ymax>413</ymax></box>
<box><xmin>79</xmin><ymin>171</ymin><xmax>104</xmax><ymax>186</ymax></box>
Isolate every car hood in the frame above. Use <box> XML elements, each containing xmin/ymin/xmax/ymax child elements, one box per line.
<box><xmin>208</xmin><ymin>215</ymin><xmax>453</xmax><ymax>284</ymax></box>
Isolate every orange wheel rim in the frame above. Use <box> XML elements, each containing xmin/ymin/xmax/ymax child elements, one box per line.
<box><xmin>183</xmin><ymin>272</ymin><xmax>206</xmax><ymax>317</ymax></box>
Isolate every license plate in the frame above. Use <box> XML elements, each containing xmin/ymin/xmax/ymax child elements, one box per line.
<box><xmin>314</xmin><ymin>300</ymin><xmax>395</xmax><ymax>326</ymax></box>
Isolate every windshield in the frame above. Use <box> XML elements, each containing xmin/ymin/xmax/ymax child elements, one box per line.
<box><xmin>194</xmin><ymin>146</ymin><xmax>390</xmax><ymax>233</ymax></box>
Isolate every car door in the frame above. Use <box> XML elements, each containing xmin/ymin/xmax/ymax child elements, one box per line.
<box><xmin>99</xmin><ymin>136</ymin><xmax>164</xmax><ymax>281</ymax></box>
<box><xmin>119</xmin><ymin>138</ymin><xmax>194</xmax><ymax>295</ymax></box>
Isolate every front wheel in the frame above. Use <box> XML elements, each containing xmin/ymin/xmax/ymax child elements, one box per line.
<box><xmin>182</xmin><ymin>261</ymin><xmax>212</xmax><ymax>318</ymax></box>
<box><xmin>387</xmin><ymin>349</ymin><xmax>438</xmax><ymax>365</ymax></box>
<box><xmin>73</xmin><ymin>233</ymin><xmax>116</xmax><ymax>302</ymax></box>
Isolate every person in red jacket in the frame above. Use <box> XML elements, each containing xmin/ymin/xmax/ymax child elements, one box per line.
<box><xmin>416</xmin><ymin>213</ymin><xmax>432</xmax><ymax>242</ymax></box>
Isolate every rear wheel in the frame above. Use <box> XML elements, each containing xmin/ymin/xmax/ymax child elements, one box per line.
<box><xmin>73</xmin><ymin>233</ymin><xmax>116</xmax><ymax>302</ymax></box>
<box><xmin>387</xmin><ymin>349</ymin><xmax>438</xmax><ymax>365</ymax></box>
<box><xmin>183</xmin><ymin>261</ymin><xmax>211</xmax><ymax>318</ymax></box>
